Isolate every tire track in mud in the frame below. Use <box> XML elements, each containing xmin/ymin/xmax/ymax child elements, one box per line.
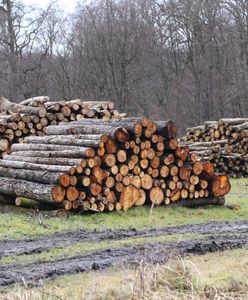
<box><xmin>0</xmin><ymin>220</ymin><xmax>248</xmax><ymax>257</ymax></box>
<box><xmin>0</xmin><ymin>234</ymin><xmax>247</xmax><ymax>287</ymax></box>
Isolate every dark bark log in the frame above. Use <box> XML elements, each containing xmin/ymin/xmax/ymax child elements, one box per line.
<box><xmin>4</xmin><ymin>155</ymin><xmax>81</xmax><ymax>166</ymax></box>
<box><xmin>0</xmin><ymin>166</ymin><xmax>63</xmax><ymax>184</ymax></box>
<box><xmin>0</xmin><ymin>160</ymin><xmax>72</xmax><ymax>173</ymax></box>
<box><xmin>6</xmin><ymin>150</ymin><xmax>93</xmax><ymax>158</ymax></box>
<box><xmin>11</xmin><ymin>143</ymin><xmax>93</xmax><ymax>154</ymax></box>
<box><xmin>170</xmin><ymin>196</ymin><xmax>225</xmax><ymax>208</ymax></box>
<box><xmin>24</xmin><ymin>135</ymin><xmax>103</xmax><ymax>147</ymax></box>
<box><xmin>0</xmin><ymin>177</ymin><xmax>57</xmax><ymax>204</ymax></box>
<box><xmin>46</xmin><ymin>124</ymin><xmax>122</xmax><ymax>136</ymax></box>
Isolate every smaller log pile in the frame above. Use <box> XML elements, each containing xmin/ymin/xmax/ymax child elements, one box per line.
<box><xmin>181</xmin><ymin>118</ymin><xmax>248</xmax><ymax>177</ymax></box>
<box><xmin>23</xmin><ymin>98</ymin><xmax>127</xmax><ymax>123</ymax></box>
<box><xmin>0</xmin><ymin>117</ymin><xmax>231</xmax><ymax>212</ymax></box>
<box><xmin>0</xmin><ymin>97</ymin><xmax>126</xmax><ymax>157</ymax></box>
<box><xmin>0</xmin><ymin>97</ymin><xmax>48</xmax><ymax>155</ymax></box>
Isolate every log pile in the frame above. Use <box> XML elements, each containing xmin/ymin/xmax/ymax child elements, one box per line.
<box><xmin>0</xmin><ymin>117</ymin><xmax>231</xmax><ymax>212</ymax></box>
<box><xmin>181</xmin><ymin>118</ymin><xmax>248</xmax><ymax>177</ymax></box>
<box><xmin>0</xmin><ymin>97</ymin><xmax>126</xmax><ymax>157</ymax></box>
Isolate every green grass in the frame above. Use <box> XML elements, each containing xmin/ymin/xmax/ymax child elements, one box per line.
<box><xmin>0</xmin><ymin>178</ymin><xmax>247</xmax><ymax>240</ymax></box>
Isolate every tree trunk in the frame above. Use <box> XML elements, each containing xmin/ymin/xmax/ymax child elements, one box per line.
<box><xmin>0</xmin><ymin>166</ymin><xmax>63</xmax><ymax>184</ymax></box>
<box><xmin>0</xmin><ymin>97</ymin><xmax>46</xmax><ymax>117</ymax></box>
<box><xmin>0</xmin><ymin>160</ymin><xmax>72</xmax><ymax>173</ymax></box>
<box><xmin>0</xmin><ymin>177</ymin><xmax>57</xmax><ymax>204</ymax></box>
<box><xmin>170</xmin><ymin>196</ymin><xmax>225</xmax><ymax>208</ymax></box>
<box><xmin>4</xmin><ymin>155</ymin><xmax>81</xmax><ymax>166</ymax></box>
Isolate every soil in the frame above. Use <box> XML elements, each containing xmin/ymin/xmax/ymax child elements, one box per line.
<box><xmin>0</xmin><ymin>220</ymin><xmax>247</xmax><ymax>257</ymax></box>
<box><xmin>0</xmin><ymin>233</ymin><xmax>247</xmax><ymax>287</ymax></box>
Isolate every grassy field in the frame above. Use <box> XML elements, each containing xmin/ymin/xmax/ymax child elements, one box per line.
<box><xmin>0</xmin><ymin>178</ymin><xmax>247</xmax><ymax>240</ymax></box>
<box><xmin>0</xmin><ymin>178</ymin><xmax>247</xmax><ymax>299</ymax></box>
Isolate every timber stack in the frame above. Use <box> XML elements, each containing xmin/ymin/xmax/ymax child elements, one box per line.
<box><xmin>0</xmin><ymin>117</ymin><xmax>231</xmax><ymax>212</ymax></box>
<box><xmin>181</xmin><ymin>118</ymin><xmax>248</xmax><ymax>177</ymax></box>
<box><xmin>0</xmin><ymin>96</ymin><xmax>126</xmax><ymax>157</ymax></box>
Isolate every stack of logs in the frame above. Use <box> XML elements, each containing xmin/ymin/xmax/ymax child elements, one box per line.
<box><xmin>0</xmin><ymin>97</ymin><xmax>126</xmax><ymax>157</ymax></box>
<box><xmin>181</xmin><ymin>118</ymin><xmax>248</xmax><ymax>177</ymax></box>
<box><xmin>0</xmin><ymin>117</ymin><xmax>231</xmax><ymax>212</ymax></box>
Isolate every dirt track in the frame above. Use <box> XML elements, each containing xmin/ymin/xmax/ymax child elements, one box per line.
<box><xmin>0</xmin><ymin>233</ymin><xmax>247</xmax><ymax>287</ymax></box>
<box><xmin>0</xmin><ymin>220</ymin><xmax>248</xmax><ymax>257</ymax></box>
<box><xmin>0</xmin><ymin>220</ymin><xmax>248</xmax><ymax>287</ymax></box>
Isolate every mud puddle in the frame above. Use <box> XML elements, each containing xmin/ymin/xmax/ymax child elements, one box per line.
<box><xmin>0</xmin><ymin>220</ymin><xmax>248</xmax><ymax>257</ymax></box>
<box><xmin>0</xmin><ymin>234</ymin><xmax>247</xmax><ymax>287</ymax></box>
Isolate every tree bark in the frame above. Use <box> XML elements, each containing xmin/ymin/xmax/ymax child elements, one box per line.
<box><xmin>4</xmin><ymin>155</ymin><xmax>81</xmax><ymax>166</ymax></box>
<box><xmin>170</xmin><ymin>196</ymin><xmax>225</xmax><ymax>208</ymax></box>
<box><xmin>24</xmin><ymin>135</ymin><xmax>103</xmax><ymax>147</ymax></box>
<box><xmin>0</xmin><ymin>166</ymin><xmax>64</xmax><ymax>184</ymax></box>
<box><xmin>0</xmin><ymin>97</ymin><xmax>46</xmax><ymax>117</ymax></box>
<box><xmin>0</xmin><ymin>177</ymin><xmax>57</xmax><ymax>204</ymax></box>
<box><xmin>0</xmin><ymin>159</ymin><xmax>72</xmax><ymax>173</ymax></box>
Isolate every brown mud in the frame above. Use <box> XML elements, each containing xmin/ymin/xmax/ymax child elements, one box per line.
<box><xmin>0</xmin><ymin>220</ymin><xmax>248</xmax><ymax>257</ymax></box>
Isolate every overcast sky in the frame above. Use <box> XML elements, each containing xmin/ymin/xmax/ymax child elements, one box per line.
<box><xmin>22</xmin><ymin>0</ymin><xmax>77</xmax><ymax>13</ymax></box>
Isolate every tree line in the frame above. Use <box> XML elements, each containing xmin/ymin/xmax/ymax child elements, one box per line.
<box><xmin>0</xmin><ymin>0</ymin><xmax>248</xmax><ymax>132</ymax></box>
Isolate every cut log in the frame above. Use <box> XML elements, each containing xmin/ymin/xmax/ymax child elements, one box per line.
<box><xmin>0</xmin><ymin>166</ymin><xmax>63</xmax><ymax>185</ymax></box>
<box><xmin>19</xmin><ymin>96</ymin><xmax>49</xmax><ymax>106</ymax></box>
<box><xmin>156</xmin><ymin>120</ymin><xmax>178</xmax><ymax>139</ymax></box>
<box><xmin>120</xmin><ymin>185</ymin><xmax>140</xmax><ymax>211</ymax></box>
<box><xmin>0</xmin><ymin>139</ymin><xmax>9</xmax><ymax>152</ymax></box>
<box><xmin>0</xmin><ymin>177</ymin><xmax>58</xmax><ymax>204</ymax></box>
<box><xmin>141</xmin><ymin>174</ymin><xmax>153</xmax><ymax>190</ymax></box>
<box><xmin>11</xmin><ymin>143</ymin><xmax>94</xmax><ymax>155</ymax></box>
<box><xmin>15</xmin><ymin>197</ymin><xmax>57</xmax><ymax>209</ymax></box>
<box><xmin>46</xmin><ymin>124</ymin><xmax>123</xmax><ymax>136</ymax></box>
<box><xmin>135</xmin><ymin>189</ymin><xmax>146</xmax><ymax>206</ymax></box>
<box><xmin>7</xmin><ymin>150</ymin><xmax>94</xmax><ymax>158</ymax></box>
<box><xmin>149</xmin><ymin>187</ymin><xmax>164</xmax><ymax>205</ymax></box>
<box><xmin>211</xmin><ymin>174</ymin><xmax>231</xmax><ymax>197</ymax></box>
<box><xmin>4</xmin><ymin>155</ymin><xmax>81</xmax><ymax>166</ymax></box>
<box><xmin>0</xmin><ymin>160</ymin><xmax>72</xmax><ymax>173</ymax></box>
<box><xmin>0</xmin><ymin>96</ymin><xmax>46</xmax><ymax>117</ymax></box>
<box><xmin>24</xmin><ymin>135</ymin><xmax>104</xmax><ymax>147</ymax></box>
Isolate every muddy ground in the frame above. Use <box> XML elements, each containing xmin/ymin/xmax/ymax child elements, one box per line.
<box><xmin>0</xmin><ymin>234</ymin><xmax>247</xmax><ymax>287</ymax></box>
<box><xmin>0</xmin><ymin>220</ymin><xmax>248</xmax><ymax>287</ymax></box>
<box><xmin>0</xmin><ymin>220</ymin><xmax>247</xmax><ymax>257</ymax></box>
